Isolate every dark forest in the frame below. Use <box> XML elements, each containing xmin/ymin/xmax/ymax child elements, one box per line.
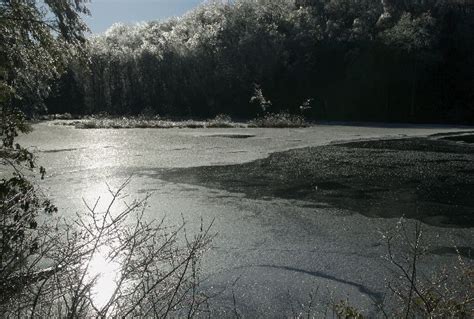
<box><xmin>46</xmin><ymin>0</ymin><xmax>474</xmax><ymax>123</ymax></box>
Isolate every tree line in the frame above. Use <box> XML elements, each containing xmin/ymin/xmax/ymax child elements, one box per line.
<box><xmin>47</xmin><ymin>0</ymin><xmax>474</xmax><ymax>123</ymax></box>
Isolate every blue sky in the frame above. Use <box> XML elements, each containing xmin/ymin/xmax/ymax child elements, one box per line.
<box><xmin>84</xmin><ymin>0</ymin><xmax>205</xmax><ymax>34</ymax></box>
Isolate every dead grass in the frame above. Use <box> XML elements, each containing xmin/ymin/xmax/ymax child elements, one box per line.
<box><xmin>249</xmin><ymin>112</ymin><xmax>308</xmax><ymax>128</ymax></box>
<box><xmin>70</xmin><ymin>115</ymin><xmax>247</xmax><ymax>129</ymax></box>
<box><xmin>50</xmin><ymin>113</ymin><xmax>309</xmax><ymax>129</ymax></box>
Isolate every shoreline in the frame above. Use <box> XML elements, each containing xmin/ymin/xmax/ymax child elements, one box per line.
<box><xmin>33</xmin><ymin>114</ymin><xmax>474</xmax><ymax>130</ymax></box>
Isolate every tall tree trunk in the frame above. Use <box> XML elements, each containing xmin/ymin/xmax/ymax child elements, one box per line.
<box><xmin>410</xmin><ymin>62</ymin><xmax>417</xmax><ymax>121</ymax></box>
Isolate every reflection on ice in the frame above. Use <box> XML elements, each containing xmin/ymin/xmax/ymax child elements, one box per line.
<box><xmin>0</xmin><ymin>180</ymin><xmax>211</xmax><ymax>318</ymax></box>
<box><xmin>78</xmin><ymin>181</ymin><xmax>132</xmax><ymax>313</ymax></box>
<box><xmin>87</xmin><ymin>245</ymin><xmax>121</xmax><ymax>310</ymax></box>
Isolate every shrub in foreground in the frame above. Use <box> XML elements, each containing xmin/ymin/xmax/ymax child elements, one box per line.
<box><xmin>0</xmin><ymin>180</ymin><xmax>213</xmax><ymax>318</ymax></box>
<box><xmin>286</xmin><ymin>219</ymin><xmax>473</xmax><ymax>318</ymax></box>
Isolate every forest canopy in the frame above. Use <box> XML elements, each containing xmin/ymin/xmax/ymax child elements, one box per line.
<box><xmin>48</xmin><ymin>0</ymin><xmax>474</xmax><ymax>123</ymax></box>
<box><xmin>0</xmin><ymin>0</ymin><xmax>89</xmax><ymax>114</ymax></box>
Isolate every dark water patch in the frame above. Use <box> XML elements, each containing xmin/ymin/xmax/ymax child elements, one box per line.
<box><xmin>137</xmin><ymin>188</ymin><xmax>160</xmax><ymax>194</ymax></box>
<box><xmin>42</xmin><ymin>147</ymin><xmax>86</xmax><ymax>153</ymax></box>
<box><xmin>441</xmin><ymin>134</ymin><xmax>474</xmax><ymax>144</ymax></box>
<box><xmin>213</xmin><ymin>194</ymin><xmax>241</xmax><ymax>200</ymax></box>
<box><xmin>159</xmin><ymin>137</ymin><xmax>474</xmax><ymax>227</ymax></box>
<box><xmin>429</xmin><ymin>246</ymin><xmax>473</xmax><ymax>260</ymax></box>
<box><xmin>179</xmin><ymin>186</ymin><xmax>201</xmax><ymax>192</ymax></box>
<box><xmin>207</xmin><ymin>134</ymin><xmax>255</xmax><ymax>139</ymax></box>
<box><xmin>170</xmin><ymin>147</ymin><xmax>189</xmax><ymax>151</ymax></box>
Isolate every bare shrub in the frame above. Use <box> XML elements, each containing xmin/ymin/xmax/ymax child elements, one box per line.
<box><xmin>250</xmin><ymin>112</ymin><xmax>308</xmax><ymax>128</ymax></box>
<box><xmin>207</xmin><ymin>114</ymin><xmax>234</xmax><ymax>128</ymax></box>
<box><xmin>382</xmin><ymin>219</ymin><xmax>473</xmax><ymax>318</ymax></box>
<box><xmin>284</xmin><ymin>218</ymin><xmax>473</xmax><ymax>318</ymax></box>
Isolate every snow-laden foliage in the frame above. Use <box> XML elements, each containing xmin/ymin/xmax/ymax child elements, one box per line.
<box><xmin>50</xmin><ymin>0</ymin><xmax>474</xmax><ymax>123</ymax></box>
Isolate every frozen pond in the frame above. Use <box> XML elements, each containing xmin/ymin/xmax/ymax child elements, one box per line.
<box><xmin>18</xmin><ymin>122</ymin><xmax>474</xmax><ymax>317</ymax></box>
